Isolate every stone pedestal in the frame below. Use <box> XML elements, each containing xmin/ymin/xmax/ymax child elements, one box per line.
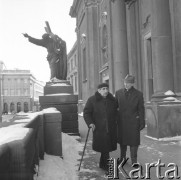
<box><xmin>43</xmin><ymin>110</ymin><xmax>62</xmax><ymax>157</ymax></box>
<box><xmin>39</xmin><ymin>80</ymin><xmax>79</xmax><ymax>135</ymax></box>
<box><xmin>146</xmin><ymin>92</ymin><xmax>181</xmax><ymax>139</ymax></box>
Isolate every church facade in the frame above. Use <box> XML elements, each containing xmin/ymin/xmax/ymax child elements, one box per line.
<box><xmin>70</xmin><ymin>0</ymin><xmax>181</xmax><ymax>102</ymax></box>
<box><xmin>69</xmin><ymin>0</ymin><xmax>181</xmax><ymax>138</ymax></box>
<box><xmin>70</xmin><ymin>0</ymin><xmax>181</xmax><ymax>138</ymax></box>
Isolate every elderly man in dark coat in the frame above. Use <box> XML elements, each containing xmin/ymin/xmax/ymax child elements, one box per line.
<box><xmin>83</xmin><ymin>83</ymin><xmax>118</xmax><ymax>172</ymax></box>
<box><xmin>115</xmin><ymin>75</ymin><xmax>145</xmax><ymax>165</ymax></box>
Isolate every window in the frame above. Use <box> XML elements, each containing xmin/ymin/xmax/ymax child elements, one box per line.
<box><xmin>68</xmin><ymin>63</ymin><xmax>70</xmax><ymax>73</ymax></box>
<box><xmin>24</xmin><ymin>79</ymin><xmax>28</xmax><ymax>83</ymax></box>
<box><xmin>4</xmin><ymin>89</ymin><xmax>8</xmax><ymax>96</ymax></box>
<box><xmin>75</xmin><ymin>74</ymin><xmax>78</xmax><ymax>92</ymax></box>
<box><xmin>102</xmin><ymin>25</ymin><xmax>108</xmax><ymax>64</ymax></box>
<box><xmin>17</xmin><ymin>89</ymin><xmax>21</xmax><ymax>96</ymax></box>
<box><xmin>71</xmin><ymin>59</ymin><xmax>73</xmax><ymax>70</ymax></box>
<box><xmin>24</xmin><ymin>88</ymin><xmax>28</xmax><ymax>96</ymax></box>
<box><xmin>10</xmin><ymin>89</ymin><xmax>14</xmax><ymax>96</ymax></box>
<box><xmin>82</xmin><ymin>47</ymin><xmax>87</xmax><ymax>81</ymax></box>
<box><xmin>70</xmin><ymin>76</ymin><xmax>73</xmax><ymax>85</ymax></box>
<box><xmin>146</xmin><ymin>38</ymin><xmax>153</xmax><ymax>100</ymax></box>
<box><xmin>8</xmin><ymin>79</ymin><xmax>11</xmax><ymax>85</ymax></box>
<box><xmin>74</xmin><ymin>54</ymin><xmax>77</xmax><ymax>66</ymax></box>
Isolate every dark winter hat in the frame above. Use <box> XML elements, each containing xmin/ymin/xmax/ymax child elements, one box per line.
<box><xmin>97</xmin><ymin>83</ymin><xmax>109</xmax><ymax>89</ymax></box>
<box><xmin>124</xmin><ymin>74</ymin><xmax>135</xmax><ymax>83</ymax></box>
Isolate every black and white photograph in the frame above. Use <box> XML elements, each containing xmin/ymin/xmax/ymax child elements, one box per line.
<box><xmin>0</xmin><ymin>0</ymin><xmax>181</xmax><ymax>179</ymax></box>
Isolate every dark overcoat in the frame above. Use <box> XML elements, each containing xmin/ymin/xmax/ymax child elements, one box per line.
<box><xmin>115</xmin><ymin>87</ymin><xmax>145</xmax><ymax>145</ymax></box>
<box><xmin>83</xmin><ymin>92</ymin><xmax>118</xmax><ymax>153</ymax></box>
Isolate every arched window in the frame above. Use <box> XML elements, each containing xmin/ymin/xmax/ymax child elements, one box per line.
<box><xmin>17</xmin><ymin>102</ymin><xmax>21</xmax><ymax>113</ymax></box>
<box><xmin>24</xmin><ymin>102</ymin><xmax>29</xmax><ymax>113</ymax></box>
<box><xmin>3</xmin><ymin>103</ymin><xmax>8</xmax><ymax>114</ymax></box>
<box><xmin>10</xmin><ymin>102</ymin><xmax>15</xmax><ymax>113</ymax></box>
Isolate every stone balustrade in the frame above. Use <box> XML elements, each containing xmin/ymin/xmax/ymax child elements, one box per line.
<box><xmin>0</xmin><ymin>108</ymin><xmax>62</xmax><ymax>180</ymax></box>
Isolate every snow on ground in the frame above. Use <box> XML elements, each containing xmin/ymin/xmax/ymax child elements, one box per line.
<box><xmin>146</xmin><ymin>135</ymin><xmax>181</xmax><ymax>141</ymax></box>
<box><xmin>0</xmin><ymin>126</ymin><xmax>30</xmax><ymax>145</ymax></box>
<box><xmin>36</xmin><ymin>133</ymin><xmax>83</xmax><ymax>180</ymax></box>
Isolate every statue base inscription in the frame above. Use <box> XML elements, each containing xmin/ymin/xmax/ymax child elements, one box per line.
<box><xmin>39</xmin><ymin>80</ymin><xmax>79</xmax><ymax>135</ymax></box>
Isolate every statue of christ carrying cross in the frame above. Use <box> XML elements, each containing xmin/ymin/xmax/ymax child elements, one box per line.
<box><xmin>23</xmin><ymin>21</ymin><xmax>67</xmax><ymax>81</ymax></box>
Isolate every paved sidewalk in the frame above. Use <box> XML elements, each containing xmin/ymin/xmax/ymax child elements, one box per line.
<box><xmin>78</xmin><ymin>128</ymin><xmax>181</xmax><ymax>180</ymax></box>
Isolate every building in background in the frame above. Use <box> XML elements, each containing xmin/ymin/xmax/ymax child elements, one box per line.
<box><xmin>0</xmin><ymin>63</ymin><xmax>44</xmax><ymax>113</ymax></box>
<box><xmin>67</xmin><ymin>41</ymin><xmax>78</xmax><ymax>95</ymax></box>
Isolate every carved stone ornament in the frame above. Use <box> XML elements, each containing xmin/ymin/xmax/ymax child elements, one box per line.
<box><xmin>111</xmin><ymin>0</ymin><xmax>137</xmax><ymax>7</ymax></box>
<box><xmin>125</xmin><ymin>0</ymin><xmax>137</xmax><ymax>7</ymax></box>
<box><xmin>101</xmin><ymin>11</ymin><xmax>107</xmax><ymax>25</ymax></box>
<box><xmin>84</xmin><ymin>0</ymin><xmax>101</xmax><ymax>7</ymax></box>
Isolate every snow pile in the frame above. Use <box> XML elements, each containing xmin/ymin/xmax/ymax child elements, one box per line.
<box><xmin>45</xmin><ymin>93</ymin><xmax>72</xmax><ymax>96</ymax></box>
<box><xmin>146</xmin><ymin>135</ymin><xmax>181</xmax><ymax>141</ymax></box>
<box><xmin>36</xmin><ymin>133</ymin><xmax>83</xmax><ymax>180</ymax></box>
<box><xmin>164</xmin><ymin>90</ymin><xmax>175</xmax><ymax>96</ymax></box>
<box><xmin>42</xmin><ymin>108</ymin><xmax>58</xmax><ymax>113</ymax></box>
<box><xmin>0</xmin><ymin>126</ymin><xmax>30</xmax><ymax>145</ymax></box>
<box><xmin>51</xmin><ymin>83</ymin><xmax>70</xmax><ymax>86</ymax></box>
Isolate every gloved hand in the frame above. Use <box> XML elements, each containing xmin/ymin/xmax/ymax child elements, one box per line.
<box><xmin>23</xmin><ymin>33</ymin><xmax>29</xmax><ymax>38</ymax></box>
<box><xmin>89</xmin><ymin>123</ymin><xmax>95</xmax><ymax>131</ymax></box>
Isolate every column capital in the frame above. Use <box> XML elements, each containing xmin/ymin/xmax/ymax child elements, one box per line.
<box><xmin>84</xmin><ymin>0</ymin><xmax>101</xmax><ymax>7</ymax></box>
<box><xmin>111</xmin><ymin>0</ymin><xmax>137</xmax><ymax>7</ymax></box>
<box><xmin>125</xmin><ymin>0</ymin><xmax>137</xmax><ymax>8</ymax></box>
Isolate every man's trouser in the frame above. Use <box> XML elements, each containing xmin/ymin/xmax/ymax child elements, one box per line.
<box><xmin>120</xmin><ymin>145</ymin><xmax>138</xmax><ymax>164</ymax></box>
<box><xmin>99</xmin><ymin>152</ymin><xmax>110</xmax><ymax>170</ymax></box>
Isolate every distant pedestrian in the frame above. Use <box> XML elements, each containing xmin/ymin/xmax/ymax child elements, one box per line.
<box><xmin>115</xmin><ymin>75</ymin><xmax>145</xmax><ymax>165</ymax></box>
<box><xmin>83</xmin><ymin>83</ymin><xmax>118</xmax><ymax>172</ymax></box>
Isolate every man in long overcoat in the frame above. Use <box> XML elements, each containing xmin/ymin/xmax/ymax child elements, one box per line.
<box><xmin>83</xmin><ymin>83</ymin><xmax>117</xmax><ymax>171</ymax></box>
<box><xmin>115</xmin><ymin>75</ymin><xmax>145</xmax><ymax>165</ymax></box>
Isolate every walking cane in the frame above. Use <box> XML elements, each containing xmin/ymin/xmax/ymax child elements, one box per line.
<box><xmin>78</xmin><ymin>127</ymin><xmax>91</xmax><ymax>171</ymax></box>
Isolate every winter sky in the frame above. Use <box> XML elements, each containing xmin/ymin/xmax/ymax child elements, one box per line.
<box><xmin>0</xmin><ymin>0</ymin><xmax>76</xmax><ymax>82</ymax></box>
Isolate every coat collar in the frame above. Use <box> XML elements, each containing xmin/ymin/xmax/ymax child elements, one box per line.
<box><xmin>95</xmin><ymin>91</ymin><xmax>115</xmax><ymax>101</ymax></box>
<box><xmin>124</xmin><ymin>86</ymin><xmax>135</xmax><ymax>93</ymax></box>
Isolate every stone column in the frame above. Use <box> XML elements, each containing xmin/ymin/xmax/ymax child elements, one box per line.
<box><xmin>0</xmin><ymin>69</ymin><xmax>2</xmax><ymax>122</ymax></box>
<box><xmin>171</xmin><ymin>0</ymin><xmax>181</xmax><ymax>93</ymax></box>
<box><xmin>86</xmin><ymin>3</ymin><xmax>99</xmax><ymax>96</ymax></box>
<box><xmin>76</xmin><ymin>27</ymin><xmax>83</xmax><ymax>100</ymax></box>
<box><xmin>111</xmin><ymin>0</ymin><xmax>129</xmax><ymax>91</ymax></box>
<box><xmin>151</xmin><ymin>0</ymin><xmax>174</xmax><ymax>97</ymax></box>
